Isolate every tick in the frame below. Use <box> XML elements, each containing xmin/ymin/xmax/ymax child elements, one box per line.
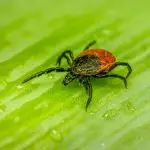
<box><xmin>21</xmin><ymin>40</ymin><xmax>132</xmax><ymax>110</ymax></box>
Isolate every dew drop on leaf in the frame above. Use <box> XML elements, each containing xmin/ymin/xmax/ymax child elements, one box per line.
<box><xmin>102</xmin><ymin>29</ymin><xmax>112</xmax><ymax>36</ymax></box>
<box><xmin>103</xmin><ymin>108</ymin><xmax>119</xmax><ymax>120</ymax></box>
<box><xmin>101</xmin><ymin>142</ymin><xmax>105</xmax><ymax>147</ymax></box>
<box><xmin>14</xmin><ymin>116</ymin><xmax>20</xmax><ymax>123</ymax></box>
<box><xmin>16</xmin><ymin>84</ymin><xmax>23</xmax><ymax>89</ymax></box>
<box><xmin>120</xmin><ymin>100</ymin><xmax>136</xmax><ymax>114</ymax></box>
<box><xmin>48</xmin><ymin>74</ymin><xmax>54</xmax><ymax>79</ymax></box>
<box><xmin>90</xmin><ymin>112</ymin><xmax>95</xmax><ymax>115</ymax></box>
<box><xmin>50</xmin><ymin>129</ymin><xmax>62</xmax><ymax>142</ymax></box>
<box><xmin>0</xmin><ymin>78</ymin><xmax>7</xmax><ymax>90</ymax></box>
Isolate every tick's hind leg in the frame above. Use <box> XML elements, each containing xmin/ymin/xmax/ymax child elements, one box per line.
<box><xmin>56</xmin><ymin>50</ymin><xmax>74</xmax><ymax>66</ymax></box>
<box><xmin>94</xmin><ymin>73</ymin><xmax>127</xmax><ymax>88</ymax></box>
<box><xmin>109</xmin><ymin>62</ymin><xmax>132</xmax><ymax>78</ymax></box>
<box><xmin>84</xmin><ymin>40</ymin><xmax>96</xmax><ymax>50</ymax></box>
<box><xmin>79</xmin><ymin>77</ymin><xmax>93</xmax><ymax>111</ymax></box>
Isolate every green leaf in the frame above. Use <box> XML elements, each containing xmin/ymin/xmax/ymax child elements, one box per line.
<box><xmin>0</xmin><ymin>0</ymin><xmax>150</xmax><ymax>149</ymax></box>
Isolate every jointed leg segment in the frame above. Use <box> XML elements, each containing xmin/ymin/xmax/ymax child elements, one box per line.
<box><xmin>57</xmin><ymin>55</ymin><xmax>72</xmax><ymax>66</ymax></box>
<box><xmin>21</xmin><ymin>67</ymin><xmax>70</xmax><ymax>84</ymax></box>
<box><xmin>94</xmin><ymin>73</ymin><xmax>127</xmax><ymax>88</ymax></box>
<box><xmin>84</xmin><ymin>40</ymin><xmax>96</xmax><ymax>50</ymax></box>
<box><xmin>56</xmin><ymin>50</ymin><xmax>74</xmax><ymax>66</ymax></box>
<box><xmin>79</xmin><ymin>77</ymin><xmax>93</xmax><ymax>110</ymax></box>
<box><xmin>110</xmin><ymin>62</ymin><xmax>132</xmax><ymax>78</ymax></box>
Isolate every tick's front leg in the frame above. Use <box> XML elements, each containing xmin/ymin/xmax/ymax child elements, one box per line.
<box><xmin>56</xmin><ymin>50</ymin><xmax>74</xmax><ymax>66</ymax></box>
<box><xmin>84</xmin><ymin>40</ymin><xmax>96</xmax><ymax>50</ymax></box>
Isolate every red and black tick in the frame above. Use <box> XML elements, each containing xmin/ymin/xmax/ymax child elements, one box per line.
<box><xmin>21</xmin><ymin>40</ymin><xmax>132</xmax><ymax>110</ymax></box>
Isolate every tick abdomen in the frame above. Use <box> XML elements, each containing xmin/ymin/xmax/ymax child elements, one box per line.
<box><xmin>72</xmin><ymin>55</ymin><xmax>100</xmax><ymax>75</ymax></box>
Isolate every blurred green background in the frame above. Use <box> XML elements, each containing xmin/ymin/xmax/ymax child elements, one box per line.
<box><xmin>0</xmin><ymin>0</ymin><xmax>150</xmax><ymax>149</ymax></box>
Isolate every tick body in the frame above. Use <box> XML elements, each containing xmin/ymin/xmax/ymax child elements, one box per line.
<box><xmin>21</xmin><ymin>40</ymin><xmax>132</xmax><ymax>110</ymax></box>
<box><xmin>72</xmin><ymin>49</ymin><xmax>116</xmax><ymax>75</ymax></box>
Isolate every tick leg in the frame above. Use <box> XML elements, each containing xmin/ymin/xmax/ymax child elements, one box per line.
<box><xmin>57</xmin><ymin>54</ymin><xmax>72</xmax><ymax>66</ymax></box>
<box><xmin>84</xmin><ymin>40</ymin><xmax>96</xmax><ymax>50</ymax></box>
<box><xmin>110</xmin><ymin>62</ymin><xmax>132</xmax><ymax>78</ymax></box>
<box><xmin>21</xmin><ymin>67</ymin><xmax>70</xmax><ymax>84</ymax></box>
<box><xmin>94</xmin><ymin>73</ymin><xmax>127</xmax><ymax>88</ymax></box>
<box><xmin>56</xmin><ymin>50</ymin><xmax>74</xmax><ymax>66</ymax></box>
<box><xmin>63</xmin><ymin>72</ymin><xmax>77</xmax><ymax>86</ymax></box>
<box><xmin>79</xmin><ymin>78</ymin><xmax>93</xmax><ymax>110</ymax></box>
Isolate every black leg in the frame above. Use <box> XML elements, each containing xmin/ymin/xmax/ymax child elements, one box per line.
<box><xmin>56</xmin><ymin>50</ymin><xmax>74</xmax><ymax>66</ymax></box>
<box><xmin>94</xmin><ymin>73</ymin><xmax>127</xmax><ymax>88</ymax></box>
<box><xmin>62</xmin><ymin>72</ymin><xmax>77</xmax><ymax>86</ymax></box>
<box><xmin>84</xmin><ymin>40</ymin><xmax>96</xmax><ymax>50</ymax></box>
<box><xmin>109</xmin><ymin>62</ymin><xmax>132</xmax><ymax>78</ymax></box>
<box><xmin>57</xmin><ymin>54</ymin><xmax>72</xmax><ymax>66</ymax></box>
<box><xmin>21</xmin><ymin>67</ymin><xmax>70</xmax><ymax>84</ymax></box>
<box><xmin>79</xmin><ymin>77</ymin><xmax>93</xmax><ymax>110</ymax></box>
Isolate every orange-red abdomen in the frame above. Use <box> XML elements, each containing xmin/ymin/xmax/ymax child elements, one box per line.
<box><xmin>80</xmin><ymin>49</ymin><xmax>116</xmax><ymax>72</ymax></box>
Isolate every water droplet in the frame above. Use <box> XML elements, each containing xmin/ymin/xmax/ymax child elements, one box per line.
<box><xmin>14</xmin><ymin>116</ymin><xmax>20</xmax><ymax>122</ymax></box>
<box><xmin>0</xmin><ymin>78</ymin><xmax>7</xmax><ymax>90</ymax></box>
<box><xmin>90</xmin><ymin>111</ymin><xmax>96</xmax><ymax>115</ymax></box>
<box><xmin>50</xmin><ymin>129</ymin><xmax>62</xmax><ymax>142</ymax></box>
<box><xmin>16</xmin><ymin>84</ymin><xmax>23</xmax><ymax>89</ymax></box>
<box><xmin>101</xmin><ymin>143</ymin><xmax>105</xmax><ymax>147</ymax></box>
<box><xmin>0</xmin><ymin>109</ymin><xmax>3</xmax><ymax>113</ymax></box>
<box><xmin>48</xmin><ymin>74</ymin><xmax>54</xmax><ymax>79</ymax></box>
<box><xmin>121</xmin><ymin>100</ymin><xmax>136</xmax><ymax>114</ymax></box>
<box><xmin>103</xmin><ymin>109</ymin><xmax>119</xmax><ymax>120</ymax></box>
<box><xmin>102</xmin><ymin>29</ymin><xmax>112</xmax><ymax>36</ymax></box>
